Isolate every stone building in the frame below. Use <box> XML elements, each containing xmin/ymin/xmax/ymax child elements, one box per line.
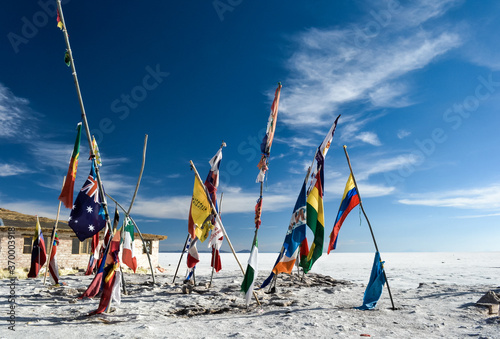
<box><xmin>0</xmin><ymin>208</ymin><xmax>167</xmax><ymax>272</ymax></box>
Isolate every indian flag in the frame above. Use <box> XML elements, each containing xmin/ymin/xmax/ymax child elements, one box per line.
<box><xmin>241</xmin><ymin>237</ymin><xmax>258</xmax><ymax>306</ymax></box>
<box><xmin>122</xmin><ymin>217</ymin><xmax>137</xmax><ymax>273</ymax></box>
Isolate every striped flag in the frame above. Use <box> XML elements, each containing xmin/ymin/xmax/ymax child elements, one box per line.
<box><xmin>27</xmin><ymin>216</ymin><xmax>47</xmax><ymax>278</ymax></box>
<box><xmin>241</xmin><ymin>237</ymin><xmax>258</xmax><ymax>306</ymax></box>
<box><xmin>300</xmin><ymin>152</ymin><xmax>325</xmax><ymax>274</ymax></box>
<box><xmin>205</xmin><ymin>146</ymin><xmax>224</xmax><ymax>272</ymax></box>
<box><xmin>122</xmin><ymin>217</ymin><xmax>137</xmax><ymax>273</ymax></box>
<box><xmin>48</xmin><ymin>232</ymin><xmax>60</xmax><ymax>284</ymax></box>
<box><xmin>256</xmin><ymin>83</ymin><xmax>282</xmax><ymax>182</ymax></box>
<box><xmin>327</xmin><ymin>174</ymin><xmax>360</xmax><ymax>253</ymax></box>
<box><xmin>58</xmin><ymin>122</ymin><xmax>82</xmax><ymax>209</ymax></box>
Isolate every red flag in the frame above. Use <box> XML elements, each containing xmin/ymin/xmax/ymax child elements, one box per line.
<box><xmin>85</xmin><ymin>232</ymin><xmax>99</xmax><ymax>275</ymax></box>
<box><xmin>48</xmin><ymin>232</ymin><xmax>60</xmax><ymax>284</ymax></box>
<box><xmin>254</xmin><ymin>197</ymin><xmax>263</xmax><ymax>229</ymax></box>
<box><xmin>58</xmin><ymin>123</ymin><xmax>82</xmax><ymax>208</ymax></box>
<box><xmin>211</xmin><ymin>246</ymin><xmax>222</xmax><ymax>273</ymax></box>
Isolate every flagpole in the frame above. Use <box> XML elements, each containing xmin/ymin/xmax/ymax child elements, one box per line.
<box><xmin>56</xmin><ymin>1</ymin><xmax>113</xmax><ymax>237</ymax></box>
<box><xmin>106</xmin><ymin>194</ymin><xmax>156</xmax><ymax>284</ymax></box>
<box><xmin>43</xmin><ymin>176</ymin><xmax>65</xmax><ymax>285</ymax></box>
<box><xmin>342</xmin><ymin>145</ymin><xmax>395</xmax><ymax>310</ymax></box>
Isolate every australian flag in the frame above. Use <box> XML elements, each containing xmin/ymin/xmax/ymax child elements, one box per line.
<box><xmin>68</xmin><ymin>162</ymin><xmax>107</xmax><ymax>241</ymax></box>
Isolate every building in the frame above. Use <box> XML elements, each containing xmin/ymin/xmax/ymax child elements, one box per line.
<box><xmin>0</xmin><ymin>208</ymin><xmax>167</xmax><ymax>272</ymax></box>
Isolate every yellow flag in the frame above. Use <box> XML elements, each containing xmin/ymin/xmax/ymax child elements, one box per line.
<box><xmin>189</xmin><ymin>175</ymin><xmax>212</xmax><ymax>242</ymax></box>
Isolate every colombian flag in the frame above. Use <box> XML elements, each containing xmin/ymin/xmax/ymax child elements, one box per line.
<box><xmin>327</xmin><ymin>174</ymin><xmax>360</xmax><ymax>253</ymax></box>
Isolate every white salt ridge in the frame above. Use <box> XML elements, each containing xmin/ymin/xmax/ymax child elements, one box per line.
<box><xmin>1</xmin><ymin>252</ymin><xmax>499</xmax><ymax>338</ymax></box>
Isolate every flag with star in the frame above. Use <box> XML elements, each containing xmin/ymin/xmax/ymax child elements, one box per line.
<box><xmin>68</xmin><ymin>162</ymin><xmax>107</xmax><ymax>241</ymax></box>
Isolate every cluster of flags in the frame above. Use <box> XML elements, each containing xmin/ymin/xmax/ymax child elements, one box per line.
<box><xmin>185</xmin><ymin>145</ymin><xmax>226</xmax><ymax>281</ymax></box>
<box><xmin>26</xmin><ymin>216</ymin><xmax>59</xmax><ymax>285</ymax></box>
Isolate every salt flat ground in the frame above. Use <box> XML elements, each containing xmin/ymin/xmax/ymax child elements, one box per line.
<box><xmin>1</xmin><ymin>252</ymin><xmax>499</xmax><ymax>339</ymax></box>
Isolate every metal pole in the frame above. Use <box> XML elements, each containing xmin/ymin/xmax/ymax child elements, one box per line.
<box><xmin>342</xmin><ymin>145</ymin><xmax>396</xmax><ymax>310</ymax></box>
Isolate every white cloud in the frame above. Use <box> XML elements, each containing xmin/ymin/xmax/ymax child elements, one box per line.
<box><xmin>397</xmin><ymin>129</ymin><xmax>411</xmax><ymax>139</ymax></box>
<box><xmin>278</xmin><ymin>2</ymin><xmax>462</xmax><ymax>129</ymax></box>
<box><xmin>0</xmin><ymin>163</ymin><xmax>32</xmax><ymax>177</ymax></box>
<box><xmin>399</xmin><ymin>185</ymin><xmax>500</xmax><ymax>209</ymax></box>
<box><xmin>355</xmin><ymin>131</ymin><xmax>382</xmax><ymax>146</ymax></box>
<box><xmin>0</xmin><ymin>84</ymin><xmax>37</xmax><ymax>140</ymax></box>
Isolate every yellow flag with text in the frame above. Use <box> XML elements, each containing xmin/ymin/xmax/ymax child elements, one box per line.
<box><xmin>188</xmin><ymin>175</ymin><xmax>213</xmax><ymax>242</ymax></box>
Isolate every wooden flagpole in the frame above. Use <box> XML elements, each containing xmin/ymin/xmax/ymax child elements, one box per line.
<box><xmin>189</xmin><ymin>161</ymin><xmax>260</xmax><ymax>305</ymax></box>
<box><xmin>119</xmin><ymin>134</ymin><xmax>148</xmax><ymax>293</ymax></box>
<box><xmin>56</xmin><ymin>1</ymin><xmax>113</xmax><ymax>237</ymax></box>
<box><xmin>43</xmin><ymin>176</ymin><xmax>65</xmax><ymax>285</ymax></box>
<box><xmin>342</xmin><ymin>145</ymin><xmax>396</xmax><ymax>310</ymax></box>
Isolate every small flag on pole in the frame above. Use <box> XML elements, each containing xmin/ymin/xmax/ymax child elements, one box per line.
<box><xmin>122</xmin><ymin>217</ymin><xmax>137</xmax><ymax>273</ymax></box>
<box><xmin>188</xmin><ymin>175</ymin><xmax>212</xmax><ymax>242</ymax></box>
<box><xmin>48</xmin><ymin>232</ymin><xmax>60</xmax><ymax>284</ymax></box>
<box><xmin>241</xmin><ymin>237</ymin><xmax>258</xmax><ymax>306</ymax></box>
<box><xmin>327</xmin><ymin>173</ymin><xmax>360</xmax><ymax>253</ymax></box>
<box><xmin>27</xmin><ymin>216</ymin><xmax>47</xmax><ymax>278</ymax></box>
<box><xmin>91</xmin><ymin>135</ymin><xmax>102</xmax><ymax>167</ymax></box>
<box><xmin>58</xmin><ymin>122</ymin><xmax>82</xmax><ymax>209</ymax></box>
<box><xmin>357</xmin><ymin>251</ymin><xmax>386</xmax><ymax>310</ymax></box>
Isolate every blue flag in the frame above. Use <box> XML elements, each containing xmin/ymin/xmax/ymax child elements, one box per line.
<box><xmin>68</xmin><ymin>162</ymin><xmax>106</xmax><ymax>241</ymax></box>
<box><xmin>260</xmin><ymin>181</ymin><xmax>307</xmax><ymax>289</ymax></box>
<box><xmin>357</xmin><ymin>251</ymin><xmax>386</xmax><ymax>310</ymax></box>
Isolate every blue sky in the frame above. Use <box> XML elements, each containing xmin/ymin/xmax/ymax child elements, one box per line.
<box><xmin>1</xmin><ymin>0</ymin><xmax>500</xmax><ymax>253</ymax></box>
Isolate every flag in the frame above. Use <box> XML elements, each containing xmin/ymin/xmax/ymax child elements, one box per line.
<box><xmin>27</xmin><ymin>216</ymin><xmax>47</xmax><ymax>278</ymax></box>
<box><xmin>56</xmin><ymin>9</ymin><xmax>63</xmax><ymax>30</ymax></box>
<box><xmin>256</xmin><ymin>83</ymin><xmax>282</xmax><ymax>182</ymax></box>
<box><xmin>300</xmin><ymin>152</ymin><xmax>325</xmax><ymax>274</ymax></box>
<box><xmin>254</xmin><ymin>197</ymin><xmax>263</xmax><ymax>229</ymax></box>
<box><xmin>357</xmin><ymin>251</ymin><xmax>386</xmax><ymax>310</ymax></box>
<box><xmin>48</xmin><ymin>231</ymin><xmax>60</xmax><ymax>284</ymax></box>
<box><xmin>58</xmin><ymin>122</ymin><xmax>82</xmax><ymax>209</ymax></box>
<box><xmin>89</xmin><ymin>229</ymin><xmax>121</xmax><ymax>315</ymax></box>
<box><xmin>122</xmin><ymin>217</ymin><xmax>137</xmax><ymax>273</ymax></box>
<box><xmin>327</xmin><ymin>174</ymin><xmax>360</xmax><ymax>253</ymax></box>
<box><xmin>85</xmin><ymin>232</ymin><xmax>100</xmax><ymax>275</ymax></box>
<box><xmin>205</xmin><ymin>146</ymin><xmax>225</xmax><ymax>272</ymax></box>
<box><xmin>188</xmin><ymin>175</ymin><xmax>212</xmax><ymax>242</ymax></box>
<box><xmin>260</xmin><ymin>83</ymin><xmax>282</xmax><ymax>156</ymax></box>
<box><xmin>68</xmin><ymin>162</ymin><xmax>107</xmax><ymax>241</ymax></box>
<box><xmin>273</xmin><ymin>181</ymin><xmax>307</xmax><ymax>274</ymax></box>
<box><xmin>319</xmin><ymin>115</ymin><xmax>340</xmax><ymax>158</ymax></box>
<box><xmin>241</xmin><ymin>237</ymin><xmax>258</xmax><ymax>306</ymax></box>
<box><xmin>64</xmin><ymin>50</ymin><xmax>71</xmax><ymax>66</ymax></box>
<box><xmin>186</xmin><ymin>238</ymin><xmax>199</xmax><ymax>268</ymax></box>
<box><xmin>208</xmin><ymin>217</ymin><xmax>223</xmax><ymax>273</ymax></box>
<box><xmin>260</xmin><ymin>181</ymin><xmax>307</xmax><ymax>289</ymax></box>
<box><xmin>91</xmin><ymin>135</ymin><xmax>102</xmax><ymax>167</ymax></box>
